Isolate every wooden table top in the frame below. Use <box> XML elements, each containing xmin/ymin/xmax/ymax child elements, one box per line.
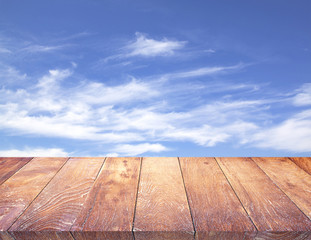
<box><xmin>0</xmin><ymin>157</ymin><xmax>310</xmax><ymax>240</ymax></box>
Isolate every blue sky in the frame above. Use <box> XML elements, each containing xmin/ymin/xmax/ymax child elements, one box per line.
<box><xmin>0</xmin><ymin>0</ymin><xmax>310</xmax><ymax>157</ymax></box>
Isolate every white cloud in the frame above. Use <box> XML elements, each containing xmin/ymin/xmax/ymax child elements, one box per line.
<box><xmin>204</xmin><ymin>49</ymin><xmax>216</xmax><ymax>53</ymax></box>
<box><xmin>161</xmin><ymin>63</ymin><xmax>244</xmax><ymax>80</ymax></box>
<box><xmin>72</xmin><ymin>78</ymin><xmax>159</xmax><ymax>105</ymax></box>
<box><xmin>125</xmin><ymin>32</ymin><xmax>186</xmax><ymax>57</ymax></box>
<box><xmin>1</xmin><ymin>64</ymin><xmax>310</xmax><ymax>154</ymax></box>
<box><xmin>0</xmin><ymin>67</ymin><xmax>269</xmax><ymax>150</ymax></box>
<box><xmin>292</xmin><ymin>83</ymin><xmax>311</xmax><ymax>106</ymax></box>
<box><xmin>21</xmin><ymin>44</ymin><xmax>65</xmax><ymax>53</ymax></box>
<box><xmin>0</xmin><ymin>47</ymin><xmax>11</xmax><ymax>53</ymax></box>
<box><xmin>251</xmin><ymin>110</ymin><xmax>311</xmax><ymax>152</ymax></box>
<box><xmin>161</xmin><ymin>125</ymin><xmax>230</xmax><ymax>147</ymax></box>
<box><xmin>0</xmin><ymin>64</ymin><xmax>27</xmax><ymax>86</ymax></box>
<box><xmin>0</xmin><ymin>147</ymin><xmax>69</xmax><ymax>157</ymax></box>
<box><xmin>110</xmin><ymin>143</ymin><xmax>169</xmax><ymax>156</ymax></box>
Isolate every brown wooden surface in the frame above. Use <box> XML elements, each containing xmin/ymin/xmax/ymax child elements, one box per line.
<box><xmin>71</xmin><ymin>157</ymin><xmax>140</xmax><ymax>240</ymax></box>
<box><xmin>10</xmin><ymin>232</ymin><xmax>74</xmax><ymax>240</ymax></box>
<box><xmin>290</xmin><ymin>157</ymin><xmax>311</xmax><ymax>175</ymax></box>
<box><xmin>216</xmin><ymin>157</ymin><xmax>311</xmax><ymax>232</ymax></box>
<box><xmin>180</xmin><ymin>157</ymin><xmax>255</xmax><ymax>237</ymax></box>
<box><xmin>1</xmin><ymin>157</ymin><xmax>311</xmax><ymax>239</ymax></box>
<box><xmin>72</xmin><ymin>232</ymin><xmax>133</xmax><ymax>240</ymax></box>
<box><xmin>134</xmin><ymin>157</ymin><xmax>194</xmax><ymax>240</ymax></box>
<box><xmin>195</xmin><ymin>231</ymin><xmax>257</xmax><ymax>240</ymax></box>
<box><xmin>0</xmin><ymin>232</ymin><xmax>14</xmax><ymax>240</ymax></box>
<box><xmin>0</xmin><ymin>157</ymin><xmax>67</xmax><ymax>231</ymax></box>
<box><xmin>254</xmin><ymin>231</ymin><xmax>311</xmax><ymax>240</ymax></box>
<box><xmin>9</xmin><ymin>157</ymin><xmax>105</xmax><ymax>232</ymax></box>
<box><xmin>0</xmin><ymin>157</ymin><xmax>32</xmax><ymax>185</ymax></box>
<box><xmin>253</xmin><ymin>157</ymin><xmax>311</xmax><ymax>220</ymax></box>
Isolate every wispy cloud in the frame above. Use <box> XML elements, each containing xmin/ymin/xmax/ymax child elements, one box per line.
<box><xmin>0</xmin><ymin>47</ymin><xmax>11</xmax><ymax>54</ymax></box>
<box><xmin>292</xmin><ymin>83</ymin><xmax>311</xmax><ymax>106</ymax></box>
<box><xmin>125</xmin><ymin>32</ymin><xmax>186</xmax><ymax>57</ymax></box>
<box><xmin>108</xmin><ymin>143</ymin><xmax>169</xmax><ymax>156</ymax></box>
<box><xmin>21</xmin><ymin>44</ymin><xmax>68</xmax><ymax>53</ymax></box>
<box><xmin>102</xmin><ymin>32</ymin><xmax>186</xmax><ymax>63</ymax></box>
<box><xmin>161</xmin><ymin>63</ymin><xmax>244</xmax><ymax>80</ymax></box>
<box><xmin>251</xmin><ymin>110</ymin><xmax>311</xmax><ymax>152</ymax></box>
<box><xmin>1</xmin><ymin>60</ymin><xmax>310</xmax><ymax>155</ymax></box>
<box><xmin>0</xmin><ymin>64</ymin><xmax>27</xmax><ymax>86</ymax></box>
<box><xmin>0</xmin><ymin>147</ymin><xmax>69</xmax><ymax>157</ymax></box>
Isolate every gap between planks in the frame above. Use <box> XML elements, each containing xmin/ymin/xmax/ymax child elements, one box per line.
<box><xmin>2</xmin><ymin>157</ymin><xmax>311</xmax><ymax>239</ymax></box>
<box><xmin>178</xmin><ymin>157</ymin><xmax>197</xmax><ymax>233</ymax></box>
<box><xmin>213</xmin><ymin>157</ymin><xmax>258</xmax><ymax>232</ymax></box>
<box><xmin>7</xmin><ymin>157</ymin><xmax>70</xmax><ymax>230</ymax></box>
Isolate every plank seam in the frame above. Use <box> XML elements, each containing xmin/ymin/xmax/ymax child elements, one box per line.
<box><xmin>132</xmin><ymin>157</ymin><xmax>143</xmax><ymax>233</ymax></box>
<box><xmin>8</xmin><ymin>232</ymin><xmax>17</xmax><ymax>240</ymax></box>
<box><xmin>7</xmin><ymin>157</ymin><xmax>71</xmax><ymax>231</ymax></box>
<box><xmin>251</xmin><ymin>157</ymin><xmax>311</xmax><ymax>222</ymax></box>
<box><xmin>178</xmin><ymin>157</ymin><xmax>196</xmax><ymax>234</ymax></box>
<box><xmin>132</xmin><ymin>230</ymin><xmax>136</xmax><ymax>240</ymax></box>
<box><xmin>0</xmin><ymin>157</ymin><xmax>34</xmax><ymax>186</ymax></box>
<box><xmin>70</xmin><ymin>157</ymin><xmax>107</xmax><ymax>231</ymax></box>
<box><xmin>214</xmin><ymin>157</ymin><xmax>258</xmax><ymax>232</ymax></box>
<box><xmin>69</xmin><ymin>231</ymin><xmax>77</xmax><ymax>240</ymax></box>
<box><xmin>288</xmin><ymin>157</ymin><xmax>311</xmax><ymax>176</ymax></box>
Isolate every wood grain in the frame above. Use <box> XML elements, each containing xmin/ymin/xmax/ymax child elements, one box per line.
<box><xmin>0</xmin><ymin>157</ymin><xmax>32</xmax><ymax>185</ymax></box>
<box><xmin>195</xmin><ymin>231</ymin><xmax>256</xmax><ymax>240</ymax></box>
<box><xmin>71</xmin><ymin>157</ymin><xmax>140</xmax><ymax>239</ymax></box>
<box><xmin>10</xmin><ymin>231</ymin><xmax>74</xmax><ymax>240</ymax></box>
<box><xmin>134</xmin><ymin>157</ymin><xmax>194</xmax><ymax>240</ymax></box>
<box><xmin>216</xmin><ymin>157</ymin><xmax>311</xmax><ymax>232</ymax></box>
<box><xmin>254</xmin><ymin>231</ymin><xmax>311</xmax><ymax>240</ymax></box>
<box><xmin>290</xmin><ymin>157</ymin><xmax>311</xmax><ymax>175</ymax></box>
<box><xmin>72</xmin><ymin>231</ymin><xmax>133</xmax><ymax>240</ymax></box>
<box><xmin>179</xmin><ymin>157</ymin><xmax>255</xmax><ymax>237</ymax></box>
<box><xmin>9</xmin><ymin>157</ymin><xmax>105</xmax><ymax>232</ymax></box>
<box><xmin>0</xmin><ymin>232</ymin><xmax>14</xmax><ymax>240</ymax></box>
<box><xmin>253</xmin><ymin>157</ymin><xmax>311</xmax><ymax>220</ymax></box>
<box><xmin>0</xmin><ymin>157</ymin><xmax>67</xmax><ymax>231</ymax></box>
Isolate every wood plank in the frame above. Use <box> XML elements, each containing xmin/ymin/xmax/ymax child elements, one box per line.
<box><xmin>71</xmin><ymin>157</ymin><xmax>140</xmax><ymax>240</ymax></box>
<box><xmin>179</xmin><ymin>157</ymin><xmax>256</xmax><ymax>239</ymax></box>
<box><xmin>254</xmin><ymin>231</ymin><xmax>311</xmax><ymax>240</ymax></box>
<box><xmin>0</xmin><ymin>232</ymin><xmax>14</xmax><ymax>240</ymax></box>
<box><xmin>0</xmin><ymin>157</ymin><xmax>32</xmax><ymax>185</ymax></box>
<box><xmin>216</xmin><ymin>157</ymin><xmax>311</xmax><ymax>233</ymax></box>
<box><xmin>10</xmin><ymin>231</ymin><xmax>74</xmax><ymax>240</ymax></box>
<box><xmin>253</xmin><ymin>157</ymin><xmax>311</xmax><ymax>220</ymax></box>
<box><xmin>195</xmin><ymin>231</ymin><xmax>256</xmax><ymax>240</ymax></box>
<box><xmin>9</xmin><ymin>157</ymin><xmax>105</xmax><ymax>232</ymax></box>
<box><xmin>290</xmin><ymin>157</ymin><xmax>311</xmax><ymax>175</ymax></box>
<box><xmin>0</xmin><ymin>157</ymin><xmax>68</xmax><ymax>231</ymax></box>
<box><xmin>134</xmin><ymin>157</ymin><xmax>194</xmax><ymax>240</ymax></box>
<box><xmin>72</xmin><ymin>232</ymin><xmax>133</xmax><ymax>240</ymax></box>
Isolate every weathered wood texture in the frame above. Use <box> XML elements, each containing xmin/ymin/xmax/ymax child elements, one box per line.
<box><xmin>180</xmin><ymin>157</ymin><xmax>256</xmax><ymax>239</ymax></box>
<box><xmin>1</xmin><ymin>157</ymin><xmax>311</xmax><ymax>239</ymax></box>
<box><xmin>195</xmin><ymin>231</ymin><xmax>257</xmax><ymax>240</ymax></box>
<box><xmin>9</xmin><ymin>157</ymin><xmax>105</xmax><ymax>232</ymax></box>
<box><xmin>71</xmin><ymin>157</ymin><xmax>140</xmax><ymax>240</ymax></box>
<box><xmin>216</xmin><ymin>157</ymin><xmax>311</xmax><ymax>234</ymax></box>
<box><xmin>10</xmin><ymin>231</ymin><xmax>74</xmax><ymax>240</ymax></box>
<box><xmin>290</xmin><ymin>157</ymin><xmax>311</xmax><ymax>175</ymax></box>
<box><xmin>0</xmin><ymin>157</ymin><xmax>32</xmax><ymax>185</ymax></box>
<box><xmin>0</xmin><ymin>157</ymin><xmax>67</xmax><ymax>231</ymax></box>
<box><xmin>0</xmin><ymin>232</ymin><xmax>14</xmax><ymax>240</ymax></box>
<box><xmin>254</xmin><ymin>231</ymin><xmax>311</xmax><ymax>240</ymax></box>
<box><xmin>253</xmin><ymin>157</ymin><xmax>311</xmax><ymax>220</ymax></box>
<box><xmin>134</xmin><ymin>157</ymin><xmax>194</xmax><ymax>240</ymax></box>
<box><xmin>72</xmin><ymin>232</ymin><xmax>133</xmax><ymax>240</ymax></box>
